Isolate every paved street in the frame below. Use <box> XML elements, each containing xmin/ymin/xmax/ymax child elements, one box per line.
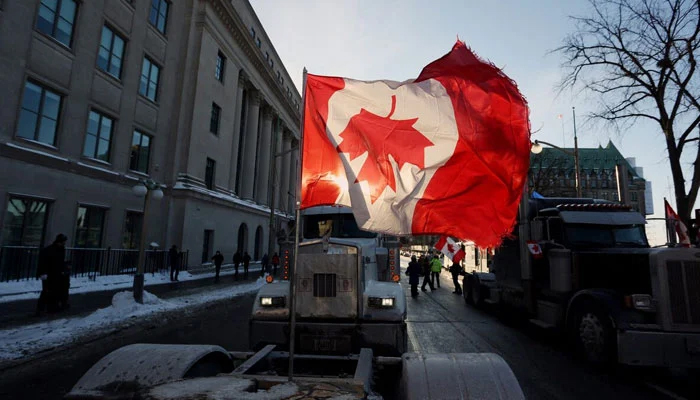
<box><xmin>0</xmin><ymin>265</ymin><xmax>694</xmax><ymax>399</ymax></box>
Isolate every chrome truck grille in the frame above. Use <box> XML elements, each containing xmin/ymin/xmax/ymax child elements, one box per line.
<box><xmin>313</xmin><ymin>273</ymin><xmax>337</xmax><ymax>297</ymax></box>
<box><xmin>666</xmin><ymin>260</ymin><xmax>700</xmax><ymax>325</ymax></box>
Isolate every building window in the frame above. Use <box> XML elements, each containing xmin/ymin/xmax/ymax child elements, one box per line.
<box><xmin>121</xmin><ymin>211</ymin><xmax>142</xmax><ymax>249</ymax></box>
<box><xmin>631</xmin><ymin>192</ymin><xmax>638</xmax><ymax>201</ymax></box>
<box><xmin>210</xmin><ymin>103</ymin><xmax>221</xmax><ymax>135</ymax></box>
<box><xmin>265</xmin><ymin>51</ymin><xmax>269</xmax><ymax>61</ymax></box>
<box><xmin>36</xmin><ymin>0</ymin><xmax>77</xmax><ymax>47</ymax></box>
<box><xmin>139</xmin><ymin>57</ymin><xmax>160</xmax><ymax>101</ymax></box>
<box><xmin>215</xmin><ymin>51</ymin><xmax>226</xmax><ymax>82</ymax></box>
<box><xmin>205</xmin><ymin>158</ymin><xmax>215</xmax><ymax>190</ymax></box>
<box><xmin>148</xmin><ymin>0</ymin><xmax>168</xmax><ymax>34</ymax></box>
<box><xmin>1</xmin><ymin>197</ymin><xmax>49</xmax><ymax>246</ymax></box>
<box><xmin>250</xmin><ymin>26</ymin><xmax>255</xmax><ymax>37</ymax></box>
<box><xmin>17</xmin><ymin>80</ymin><xmax>62</xmax><ymax>146</ymax></box>
<box><xmin>269</xmin><ymin>58</ymin><xmax>274</xmax><ymax>68</ymax></box>
<box><xmin>202</xmin><ymin>229</ymin><xmax>213</xmax><ymax>263</ymax></box>
<box><xmin>130</xmin><ymin>130</ymin><xmax>151</xmax><ymax>173</ymax></box>
<box><xmin>83</xmin><ymin>110</ymin><xmax>113</xmax><ymax>162</ymax></box>
<box><xmin>255</xmin><ymin>37</ymin><xmax>261</xmax><ymax>48</ymax></box>
<box><xmin>276</xmin><ymin>71</ymin><xmax>281</xmax><ymax>82</ymax></box>
<box><xmin>97</xmin><ymin>25</ymin><xmax>125</xmax><ymax>79</ymax></box>
<box><xmin>75</xmin><ymin>206</ymin><xmax>106</xmax><ymax>248</ymax></box>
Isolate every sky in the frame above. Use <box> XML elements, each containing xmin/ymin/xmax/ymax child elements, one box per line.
<box><xmin>249</xmin><ymin>0</ymin><xmax>690</xmax><ymax>245</ymax></box>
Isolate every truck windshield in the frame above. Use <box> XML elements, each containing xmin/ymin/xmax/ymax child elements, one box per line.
<box><xmin>565</xmin><ymin>224</ymin><xmax>648</xmax><ymax>248</ymax></box>
<box><xmin>303</xmin><ymin>214</ymin><xmax>377</xmax><ymax>239</ymax></box>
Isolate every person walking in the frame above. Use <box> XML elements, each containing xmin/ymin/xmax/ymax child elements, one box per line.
<box><xmin>271</xmin><ymin>252</ymin><xmax>280</xmax><ymax>275</ymax></box>
<box><xmin>420</xmin><ymin>255</ymin><xmax>434</xmax><ymax>292</ymax></box>
<box><xmin>211</xmin><ymin>251</ymin><xmax>224</xmax><ymax>282</ymax></box>
<box><xmin>405</xmin><ymin>255</ymin><xmax>421</xmax><ymax>297</ymax></box>
<box><xmin>242</xmin><ymin>251</ymin><xmax>251</xmax><ymax>278</ymax></box>
<box><xmin>169</xmin><ymin>245</ymin><xmax>180</xmax><ymax>281</ymax></box>
<box><xmin>233</xmin><ymin>250</ymin><xmax>242</xmax><ymax>280</ymax></box>
<box><xmin>449</xmin><ymin>260</ymin><xmax>463</xmax><ymax>294</ymax></box>
<box><xmin>260</xmin><ymin>253</ymin><xmax>269</xmax><ymax>276</ymax></box>
<box><xmin>430</xmin><ymin>254</ymin><xmax>442</xmax><ymax>289</ymax></box>
<box><xmin>35</xmin><ymin>233</ymin><xmax>67</xmax><ymax>315</ymax></box>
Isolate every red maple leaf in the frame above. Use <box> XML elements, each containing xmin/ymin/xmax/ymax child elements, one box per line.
<box><xmin>447</xmin><ymin>243</ymin><xmax>455</xmax><ymax>253</ymax></box>
<box><xmin>336</xmin><ymin>95</ymin><xmax>434</xmax><ymax>203</ymax></box>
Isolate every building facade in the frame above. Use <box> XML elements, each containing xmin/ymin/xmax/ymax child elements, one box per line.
<box><xmin>529</xmin><ymin>141</ymin><xmax>649</xmax><ymax>215</ymax></box>
<box><xmin>0</xmin><ymin>0</ymin><xmax>301</xmax><ymax>266</ymax></box>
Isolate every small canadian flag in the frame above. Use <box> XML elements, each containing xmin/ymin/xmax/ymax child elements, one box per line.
<box><xmin>435</xmin><ymin>236</ymin><xmax>466</xmax><ymax>263</ymax></box>
<box><xmin>526</xmin><ymin>241</ymin><xmax>544</xmax><ymax>259</ymax></box>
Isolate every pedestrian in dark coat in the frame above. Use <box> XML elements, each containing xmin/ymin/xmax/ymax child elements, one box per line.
<box><xmin>449</xmin><ymin>260</ymin><xmax>463</xmax><ymax>294</ymax></box>
<box><xmin>211</xmin><ymin>251</ymin><xmax>224</xmax><ymax>282</ymax></box>
<box><xmin>271</xmin><ymin>253</ymin><xmax>280</xmax><ymax>275</ymax></box>
<box><xmin>169</xmin><ymin>245</ymin><xmax>180</xmax><ymax>281</ymax></box>
<box><xmin>233</xmin><ymin>251</ymin><xmax>242</xmax><ymax>280</ymax></box>
<box><xmin>242</xmin><ymin>251</ymin><xmax>251</xmax><ymax>278</ymax></box>
<box><xmin>405</xmin><ymin>256</ymin><xmax>421</xmax><ymax>297</ymax></box>
<box><xmin>420</xmin><ymin>255</ymin><xmax>434</xmax><ymax>292</ymax></box>
<box><xmin>35</xmin><ymin>234</ymin><xmax>68</xmax><ymax>315</ymax></box>
<box><xmin>261</xmin><ymin>253</ymin><xmax>269</xmax><ymax>276</ymax></box>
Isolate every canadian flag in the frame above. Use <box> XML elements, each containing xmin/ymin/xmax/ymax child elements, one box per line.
<box><xmin>665</xmin><ymin>199</ymin><xmax>691</xmax><ymax>247</ymax></box>
<box><xmin>526</xmin><ymin>240</ymin><xmax>544</xmax><ymax>259</ymax></box>
<box><xmin>301</xmin><ymin>41</ymin><xmax>531</xmax><ymax>248</ymax></box>
<box><xmin>435</xmin><ymin>236</ymin><xmax>466</xmax><ymax>263</ymax></box>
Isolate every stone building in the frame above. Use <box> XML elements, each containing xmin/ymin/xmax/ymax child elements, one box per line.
<box><xmin>529</xmin><ymin>141</ymin><xmax>649</xmax><ymax>215</ymax></box>
<box><xmin>0</xmin><ymin>0</ymin><xmax>301</xmax><ymax>266</ymax></box>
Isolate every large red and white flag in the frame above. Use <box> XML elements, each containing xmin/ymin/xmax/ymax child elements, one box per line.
<box><xmin>435</xmin><ymin>236</ymin><xmax>466</xmax><ymax>263</ymax></box>
<box><xmin>665</xmin><ymin>199</ymin><xmax>691</xmax><ymax>247</ymax></box>
<box><xmin>301</xmin><ymin>41</ymin><xmax>530</xmax><ymax>248</ymax></box>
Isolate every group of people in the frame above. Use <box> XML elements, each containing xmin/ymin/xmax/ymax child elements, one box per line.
<box><xmin>35</xmin><ymin>234</ymin><xmax>71</xmax><ymax>315</ymax></box>
<box><xmin>405</xmin><ymin>253</ymin><xmax>463</xmax><ymax>298</ymax></box>
<box><xmin>210</xmin><ymin>250</ymin><xmax>280</xmax><ymax>281</ymax></box>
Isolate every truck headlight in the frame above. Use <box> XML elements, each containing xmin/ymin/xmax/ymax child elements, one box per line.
<box><xmin>368</xmin><ymin>297</ymin><xmax>395</xmax><ymax>308</ymax></box>
<box><xmin>260</xmin><ymin>296</ymin><xmax>286</xmax><ymax>307</ymax></box>
<box><xmin>625</xmin><ymin>294</ymin><xmax>655</xmax><ymax>312</ymax></box>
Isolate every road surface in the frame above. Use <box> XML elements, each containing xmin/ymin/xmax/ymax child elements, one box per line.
<box><xmin>0</xmin><ymin>268</ymin><xmax>693</xmax><ymax>399</ymax></box>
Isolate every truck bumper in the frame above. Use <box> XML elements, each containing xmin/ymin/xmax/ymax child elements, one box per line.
<box><xmin>249</xmin><ymin>319</ymin><xmax>407</xmax><ymax>356</ymax></box>
<box><xmin>617</xmin><ymin>330</ymin><xmax>700</xmax><ymax>368</ymax></box>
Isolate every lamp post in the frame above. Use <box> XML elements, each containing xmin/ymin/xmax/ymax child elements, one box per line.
<box><xmin>132</xmin><ymin>179</ymin><xmax>163</xmax><ymax>303</ymax></box>
<box><xmin>268</xmin><ymin>138</ymin><xmax>298</xmax><ymax>266</ymax></box>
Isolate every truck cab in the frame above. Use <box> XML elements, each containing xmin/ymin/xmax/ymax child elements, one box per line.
<box><xmin>249</xmin><ymin>206</ymin><xmax>407</xmax><ymax>356</ymax></box>
<box><xmin>466</xmin><ymin>197</ymin><xmax>700</xmax><ymax>368</ymax></box>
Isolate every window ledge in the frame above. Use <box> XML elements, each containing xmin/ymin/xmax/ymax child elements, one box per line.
<box><xmin>33</xmin><ymin>30</ymin><xmax>75</xmax><ymax>57</ymax></box>
<box><xmin>137</xmin><ymin>94</ymin><xmax>159</xmax><ymax>107</ymax></box>
<box><xmin>127</xmin><ymin>170</ymin><xmax>150</xmax><ymax>179</ymax></box>
<box><xmin>94</xmin><ymin>68</ymin><xmax>123</xmax><ymax>88</ymax></box>
<box><xmin>147</xmin><ymin>23</ymin><xmax>168</xmax><ymax>42</ymax></box>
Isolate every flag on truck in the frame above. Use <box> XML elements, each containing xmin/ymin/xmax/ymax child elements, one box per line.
<box><xmin>664</xmin><ymin>199</ymin><xmax>691</xmax><ymax>247</ymax></box>
<box><xmin>300</xmin><ymin>41</ymin><xmax>531</xmax><ymax>248</ymax></box>
<box><xmin>435</xmin><ymin>236</ymin><xmax>466</xmax><ymax>263</ymax></box>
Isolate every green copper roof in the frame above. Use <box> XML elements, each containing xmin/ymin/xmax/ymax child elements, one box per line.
<box><xmin>530</xmin><ymin>140</ymin><xmax>641</xmax><ymax>179</ymax></box>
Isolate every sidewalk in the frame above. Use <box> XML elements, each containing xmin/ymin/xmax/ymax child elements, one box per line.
<box><xmin>0</xmin><ymin>263</ymin><xmax>267</xmax><ymax>329</ymax></box>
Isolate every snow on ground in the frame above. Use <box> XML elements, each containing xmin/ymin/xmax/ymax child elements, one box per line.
<box><xmin>0</xmin><ymin>263</ymin><xmax>262</xmax><ymax>303</ymax></box>
<box><xmin>0</xmin><ymin>277</ymin><xmax>266</xmax><ymax>361</ymax></box>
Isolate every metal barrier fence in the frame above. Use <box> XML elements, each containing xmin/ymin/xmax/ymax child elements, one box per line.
<box><xmin>0</xmin><ymin>246</ymin><xmax>189</xmax><ymax>282</ymax></box>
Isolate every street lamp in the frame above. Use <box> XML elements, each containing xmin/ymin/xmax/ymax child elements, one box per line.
<box><xmin>530</xmin><ymin>107</ymin><xmax>582</xmax><ymax>197</ymax></box>
<box><xmin>268</xmin><ymin>140</ymin><xmax>298</xmax><ymax>267</ymax></box>
<box><xmin>132</xmin><ymin>179</ymin><xmax>163</xmax><ymax>303</ymax></box>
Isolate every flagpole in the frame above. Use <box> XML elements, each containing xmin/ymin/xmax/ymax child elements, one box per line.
<box><xmin>288</xmin><ymin>67</ymin><xmax>307</xmax><ymax>381</ymax></box>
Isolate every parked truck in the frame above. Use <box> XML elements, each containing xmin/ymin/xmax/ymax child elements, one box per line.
<box><xmin>67</xmin><ymin>205</ymin><xmax>526</xmax><ymax>399</ymax></box>
<box><xmin>463</xmin><ymin>196</ymin><xmax>700</xmax><ymax>367</ymax></box>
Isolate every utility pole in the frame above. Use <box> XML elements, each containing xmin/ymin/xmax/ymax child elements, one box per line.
<box><xmin>572</xmin><ymin>107</ymin><xmax>582</xmax><ymax>198</ymax></box>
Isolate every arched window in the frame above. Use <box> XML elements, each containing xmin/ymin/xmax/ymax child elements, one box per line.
<box><xmin>237</xmin><ymin>223</ymin><xmax>248</xmax><ymax>253</ymax></box>
<box><xmin>254</xmin><ymin>226</ymin><xmax>263</xmax><ymax>260</ymax></box>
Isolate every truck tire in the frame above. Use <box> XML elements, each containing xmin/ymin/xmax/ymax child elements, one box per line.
<box><xmin>467</xmin><ymin>276</ymin><xmax>483</xmax><ymax>307</ymax></box>
<box><xmin>570</xmin><ymin>302</ymin><xmax>616</xmax><ymax>365</ymax></box>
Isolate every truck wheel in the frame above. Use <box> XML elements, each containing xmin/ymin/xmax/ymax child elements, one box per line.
<box><xmin>466</xmin><ymin>277</ymin><xmax>482</xmax><ymax>307</ymax></box>
<box><xmin>571</xmin><ymin>304</ymin><xmax>615</xmax><ymax>365</ymax></box>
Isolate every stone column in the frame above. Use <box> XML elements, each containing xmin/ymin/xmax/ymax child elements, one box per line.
<box><xmin>280</xmin><ymin>132</ymin><xmax>292</xmax><ymax>213</ymax></box>
<box><xmin>288</xmin><ymin>139</ymin><xmax>299</xmax><ymax>211</ymax></box>
<box><xmin>229</xmin><ymin>73</ymin><xmax>246</xmax><ymax>194</ymax></box>
<box><xmin>256</xmin><ymin>106</ymin><xmax>274</xmax><ymax>205</ymax></box>
<box><xmin>274</xmin><ymin>121</ymin><xmax>284</xmax><ymax>210</ymax></box>
<box><xmin>240</xmin><ymin>90</ymin><xmax>261</xmax><ymax>200</ymax></box>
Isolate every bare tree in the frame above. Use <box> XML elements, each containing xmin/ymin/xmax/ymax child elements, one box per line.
<box><xmin>529</xmin><ymin>154</ymin><xmax>571</xmax><ymax>196</ymax></box>
<box><xmin>557</xmin><ymin>0</ymin><xmax>700</xmax><ymax>224</ymax></box>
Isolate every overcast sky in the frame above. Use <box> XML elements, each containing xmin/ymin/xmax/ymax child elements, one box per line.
<box><xmin>250</xmin><ymin>0</ymin><xmax>686</xmax><ymax>244</ymax></box>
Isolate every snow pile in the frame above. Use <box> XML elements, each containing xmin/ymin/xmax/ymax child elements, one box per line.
<box><xmin>0</xmin><ymin>277</ymin><xmax>266</xmax><ymax>361</ymax></box>
<box><xmin>0</xmin><ymin>264</ymin><xmax>261</xmax><ymax>303</ymax></box>
<box><xmin>150</xmin><ymin>377</ymin><xmax>298</xmax><ymax>400</ymax></box>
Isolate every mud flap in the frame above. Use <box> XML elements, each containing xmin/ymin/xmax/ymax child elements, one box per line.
<box><xmin>66</xmin><ymin>344</ymin><xmax>233</xmax><ymax>399</ymax></box>
<box><xmin>398</xmin><ymin>352</ymin><xmax>524</xmax><ymax>399</ymax></box>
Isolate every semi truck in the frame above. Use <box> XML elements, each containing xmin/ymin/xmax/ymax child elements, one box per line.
<box><xmin>463</xmin><ymin>196</ymin><xmax>700</xmax><ymax>367</ymax></box>
<box><xmin>67</xmin><ymin>205</ymin><xmax>526</xmax><ymax>399</ymax></box>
